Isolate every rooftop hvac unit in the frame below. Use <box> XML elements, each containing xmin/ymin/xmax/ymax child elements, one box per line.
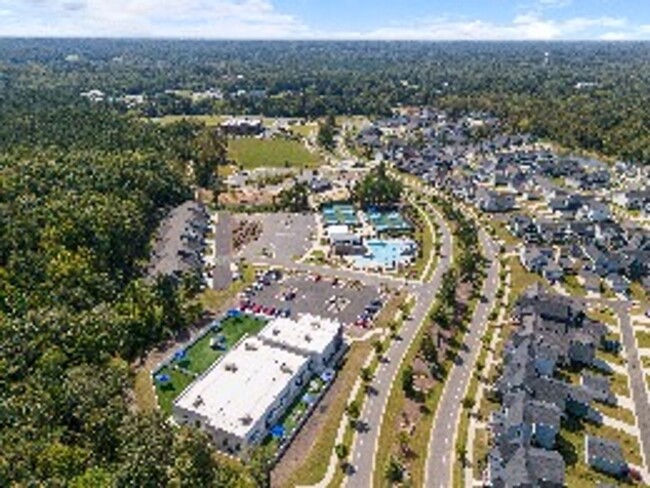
<box><xmin>245</xmin><ymin>342</ymin><xmax>258</xmax><ymax>351</ymax></box>
<box><xmin>225</xmin><ymin>363</ymin><xmax>238</xmax><ymax>372</ymax></box>
<box><xmin>193</xmin><ymin>396</ymin><xmax>204</xmax><ymax>408</ymax></box>
<box><xmin>280</xmin><ymin>363</ymin><xmax>293</xmax><ymax>374</ymax></box>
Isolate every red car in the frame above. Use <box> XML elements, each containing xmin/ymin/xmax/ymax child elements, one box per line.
<box><xmin>252</xmin><ymin>304</ymin><xmax>262</xmax><ymax>314</ymax></box>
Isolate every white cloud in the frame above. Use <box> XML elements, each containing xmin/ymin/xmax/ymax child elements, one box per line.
<box><xmin>0</xmin><ymin>0</ymin><xmax>310</xmax><ymax>38</ymax></box>
<box><xmin>348</xmin><ymin>14</ymin><xmax>627</xmax><ymax>41</ymax></box>
<box><xmin>0</xmin><ymin>1</ymin><xmax>641</xmax><ymax>40</ymax></box>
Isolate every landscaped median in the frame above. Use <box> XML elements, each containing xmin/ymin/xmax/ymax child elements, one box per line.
<box><xmin>372</xmin><ymin>197</ymin><xmax>486</xmax><ymax>487</ymax></box>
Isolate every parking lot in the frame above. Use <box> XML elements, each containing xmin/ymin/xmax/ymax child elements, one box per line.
<box><xmin>236</xmin><ymin>212</ymin><xmax>316</xmax><ymax>264</ymax></box>
<box><xmin>239</xmin><ymin>270</ymin><xmax>385</xmax><ymax>327</ymax></box>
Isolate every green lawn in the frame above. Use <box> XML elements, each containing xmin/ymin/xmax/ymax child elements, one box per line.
<box><xmin>564</xmin><ymin>275</ymin><xmax>586</xmax><ymax>297</ymax></box>
<box><xmin>597</xmin><ymin>402</ymin><xmax>636</xmax><ymax>426</ymax></box>
<box><xmin>154</xmin><ymin>365</ymin><xmax>195</xmax><ymax>414</ymax></box>
<box><xmin>636</xmin><ymin>330</ymin><xmax>650</xmax><ymax>349</ymax></box>
<box><xmin>228</xmin><ymin>137</ymin><xmax>320</xmax><ymax>169</ymax></box>
<box><xmin>508</xmin><ymin>256</ymin><xmax>543</xmax><ymax>304</ymax></box>
<box><xmin>154</xmin><ymin>315</ymin><xmax>267</xmax><ymax>414</ymax></box>
<box><xmin>560</xmin><ymin>425</ymin><xmax>634</xmax><ymax>487</ymax></box>
<box><xmin>152</xmin><ymin>114</ymin><xmax>226</xmax><ymax>126</ymax></box>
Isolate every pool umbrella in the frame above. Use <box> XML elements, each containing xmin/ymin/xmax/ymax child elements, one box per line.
<box><xmin>155</xmin><ymin>374</ymin><xmax>171</xmax><ymax>384</ymax></box>
<box><xmin>271</xmin><ymin>425</ymin><xmax>285</xmax><ymax>439</ymax></box>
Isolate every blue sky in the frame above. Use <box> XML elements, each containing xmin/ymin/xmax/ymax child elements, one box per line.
<box><xmin>0</xmin><ymin>0</ymin><xmax>648</xmax><ymax>40</ymax></box>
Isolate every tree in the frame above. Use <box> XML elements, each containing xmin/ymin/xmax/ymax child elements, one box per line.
<box><xmin>335</xmin><ymin>443</ymin><xmax>349</xmax><ymax>461</ymax></box>
<box><xmin>277</xmin><ymin>181</ymin><xmax>310</xmax><ymax>212</ymax></box>
<box><xmin>360</xmin><ymin>366</ymin><xmax>374</xmax><ymax>383</ymax></box>
<box><xmin>194</xmin><ymin>128</ymin><xmax>227</xmax><ymax>189</ymax></box>
<box><xmin>385</xmin><ymin>456</ymin><xmax>404</xmax><ymax>483</ymax></box>
<box><xmin>419</xmin><ymin>332</ymin><xmax>438</xmax><ymax>365</ymax></box>
<box><xmin>115</xmin><ymin>413</ymin><xmax>174</xmax><ymax>488</ymax></box>
<box><xmin>247</xmin><ymin>444</ymin><xmax>275</xmax><ymax>488</ymax></box>
<box><xmin>401</xmin><ymin>366</ymin><xmax>415</xmax><ymax>399</ymax></box>
<box><xmin>168</xmin><ymin>427</ymin><xmax>217</xmax><ymax>488</ymax></box>
<box><xmin>317</xmin><ymin>115</ymin><xmax>336</xmax><ymax>152</ymax></box>
<box><xmin>353</xmin><ymin>161</ymin><xmax>403</xmax><ymax>208</ymax></box>
<box><xmin>346</xmin><ymin>401</ymin><xmax>361</xmax><ymax>426</ymax></box>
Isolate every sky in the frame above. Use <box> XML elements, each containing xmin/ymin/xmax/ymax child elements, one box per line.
<box><xmin>0</xmin><ymin>0</ymin><xmax>649</xmax><ymax>40</ymax></box>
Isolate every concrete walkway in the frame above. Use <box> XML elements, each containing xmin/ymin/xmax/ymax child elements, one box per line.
<box><xmin>601</xmin><ymin>414</ymin><xmax>639</xmax><ymax>437</ymax></box>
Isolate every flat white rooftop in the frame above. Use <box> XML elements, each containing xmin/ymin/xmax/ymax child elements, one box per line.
<box><xmin>174</xmin><ymin>336</ymin><xmax>308</xmax><ymax>439</ymax></box>
<box><xmin>258</xmin><ymin>314</ymin><xmax>341</xmax><ymax>357</ymax></box>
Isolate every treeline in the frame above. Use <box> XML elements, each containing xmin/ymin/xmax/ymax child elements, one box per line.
<box><xmin>0</xmin><ymin>94</ymin><xmax>255</xmax><ymax>485</ymax></box>
<box><xmin>1</xmin><ymin>40</ymin><xmax>647</xmax><ymax>163</ymax></box>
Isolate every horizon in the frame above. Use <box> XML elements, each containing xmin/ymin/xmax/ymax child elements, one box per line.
<box><xmin>1</xmin><ymin>0</ymin><xmax>649</xmax><ymax>41</ymax></box>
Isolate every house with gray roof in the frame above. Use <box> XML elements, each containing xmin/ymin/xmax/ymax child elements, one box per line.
<box><xmin>586</xmin><ymin>436</ymin><xmax>628</xmax><ymax>478</ymax></box>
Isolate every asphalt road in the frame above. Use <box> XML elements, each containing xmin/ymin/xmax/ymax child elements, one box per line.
<box><xmin>424</xmin><ymin>228</ymin><xmax>499</xmax><ymax>488</ymax></box>
<box><xmin>343</xmin><ymin>203</ymin><xmax>454</xmax><ymax>488</ymax></box>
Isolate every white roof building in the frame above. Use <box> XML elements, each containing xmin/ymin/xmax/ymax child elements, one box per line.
<box><xmin>174</xmin><ymin>336</ymin><xmax>309</xmax><ymax>451</ymax></box>
<box><xmin>258</xmin><ymin>314</ymin><xmax>342</xmax><ymax>359</ymax></box>
<box><xmin>173</xmin><ymin>314</ymin><xmax>343</xmax><ymax>455</ymax></box>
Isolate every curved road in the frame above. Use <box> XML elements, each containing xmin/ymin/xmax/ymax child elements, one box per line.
<box><xmin>343</xmin><ymin>202</ymin><xmax>454</xmax><ymax>487</ymax></box>
<box><xmin>424</xmin><ymin>228</ymin><xmax>499</xmax><ymax>488</ymax></box>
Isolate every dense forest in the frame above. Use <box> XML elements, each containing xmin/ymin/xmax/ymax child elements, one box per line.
<box><xmin>0</xmin><ymin>92</ymin><xmax>257</xmax><ymax>485</ymax></box>
<box><xmin>0</xmin><ymin>39</ymin><xmax>648</xmax><ymax>163</ymax></box>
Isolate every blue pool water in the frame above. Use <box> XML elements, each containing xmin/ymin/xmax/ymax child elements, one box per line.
<box><xmin>350</xmin><ymin>238</ymin><xmax>416</xmax><ymax>269</ymax></box>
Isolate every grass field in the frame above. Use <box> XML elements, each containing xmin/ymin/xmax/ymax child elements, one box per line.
<box><xmin>152</xmin><ymin>114</ymin><xmax>226</xmax><ymax>126</ymax></box>
<box><xmin>154</xmin><ymin>314</ymin><xmax>267</xmax><ymax>414</ymax></box>
<box><xmin>228</xmin><ymin>137</ymin><xmax>320</xmax><ymax>169</ymax></box>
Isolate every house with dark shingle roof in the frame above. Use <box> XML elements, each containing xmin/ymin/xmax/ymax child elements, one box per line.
<box><xmin>586</xmin><ymin>436</ymin><xmax>628</xmax><ymax>478</ymax></box>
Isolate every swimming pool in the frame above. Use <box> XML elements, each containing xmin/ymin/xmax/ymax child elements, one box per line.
<box><xmin>350</xmin><ymin>238</ymin><xmax>416</xmax><ymax>270</ymax></box>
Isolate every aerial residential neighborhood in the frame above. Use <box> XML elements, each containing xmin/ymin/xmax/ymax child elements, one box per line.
<box><xmin>1</xmin><ymin>3</ymin><xmax>650</xmax><ymax>488</ymax></box>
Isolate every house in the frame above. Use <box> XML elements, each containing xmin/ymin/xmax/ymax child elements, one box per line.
<box><xmin>577</xmin><ymin>201</ymin><xmax>611</xmax><ymax>223</ymax></box>
<box><xmin>581</xmin><ymin>271</ymin><xmax>601</xmax><ymax>294</ymax></box>
<box><xmin>488</xmin><ymin>446</ymin><xmax>565</xmax><ymax>488</ymax></box>
<box><xmin>583</xmin><ymin>245</ymin><xmax>620</xmax><ymax>277</ymax></box>
<box><xmin>568</xmin><ymin>332</ymin><xmax>596</xmax><ymax>365</ymax></box>
<box><xmin>582</xmin><ymin>372</ymin><xmax>616</xmax><ymax>406</ymax></box>
<box><xmin>525</xmin><ymin>400</ymin><xmax>562</xmax><ymax>449</ymax></box>
<box><xmin>478</xmin><ymin>190</ymin><xmax>516</xmax><ymax>213</ymax></box>
<box><xmin>566</xmin><ymin>385</ymin><xmax>592</xmax><ymax>418</ymax></box>
<box><xmin>605</xmin><ymin>273</ymin><xmax>630</xmax><ymax>295</ymax></box>
<box><xmin>612</xmin><ymin>190</ymin><xmax>650</xmax><ymax>210</ymax></box>
<box><xmin>309</xmin><ymin>177</ymin><xmax>333</xmax><ymax>193</ymax></box>
<box><xmin>220</xmin><ymin>118</ymin><xmax>264</xmax><ymax>136</ymax></box>
<box><xmin>542</xmin><ymin>262</ymin><xmax>564</xmax><ymax>283</ymax></box>
<box><xmin>508</xmin><ymin>214</ymin><xmax>537</xmax><ymax>238</ymax></box>
<box><xmin>519</xmin><ymin>246</ymin><xmax>551</xmax><ymax>274</ymax></box>
<box><xmin>586</xmin><ymin>436</ymin><xmax>628</xmax><ymax>478</ymax></box>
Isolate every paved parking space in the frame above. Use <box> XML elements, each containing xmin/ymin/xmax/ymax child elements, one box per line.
<box><xmin>241</xmin><ymin>271</ymin><xmax>384</xmax><ymax>327</ymax></box>
<box><xmin>236</xmin><ymin>212</ymin><xmax>316</xmax><ymax>264</ymax></box>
